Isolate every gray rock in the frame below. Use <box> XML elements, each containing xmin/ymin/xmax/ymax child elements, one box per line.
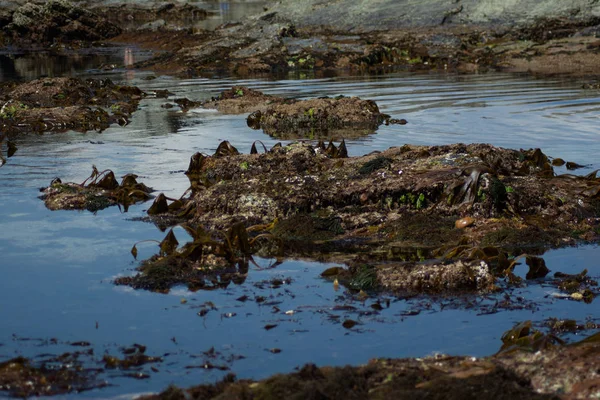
<box><xmin>265</xmin><ymin>0</ymin><xmax>600</xmax><ymax>31</ymax></box>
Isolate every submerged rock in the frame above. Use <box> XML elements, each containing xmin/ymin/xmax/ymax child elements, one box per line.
<box><xmin>0</xmin><ymin>354</ymin><xmax>103</xmax><ymax>397</ymax></box>
<box><xmin>0</xmin><ymin>341</ymin><xmax>164</xmax><ymax>398</ymax></box>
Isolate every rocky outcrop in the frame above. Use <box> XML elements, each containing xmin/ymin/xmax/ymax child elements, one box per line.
<box><xmin>0</xmin><ymin>0</ymin><xmax>121</xmax><ymax>45</ymax></box>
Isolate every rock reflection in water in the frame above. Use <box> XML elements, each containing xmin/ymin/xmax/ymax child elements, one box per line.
<box><xmin>0</xmin><ymin>48</ymin><xmax>152</xmax><ymax>81</ymax></box>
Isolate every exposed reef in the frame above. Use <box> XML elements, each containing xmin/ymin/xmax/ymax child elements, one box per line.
<box><xmin>174</xmin><ymin>87</ymin><xmax>400</xmax><ymax>139</ymax></box>
<box><xmin>114</xmin><ymin>141</ymin><xmax>600</xmax><ymax>298</ymax></box>
<box><xmin>0</xmin><ymin>0</ymin><xmax>121</xmax><ymax>46</ymax></box>
<box><xmin>0</xmin><ymin>77</ymin><xmax>144</xmax><ymax>135</ymax></box>
<box><xmin>142</xmin><ymin>328</ymin><xmax>600</xmax><ymax>400</ymax></box>
<box><xmin>40</xmin><ymin>167</ymin><xmax>153</xmax><ymax>212</ymax></box>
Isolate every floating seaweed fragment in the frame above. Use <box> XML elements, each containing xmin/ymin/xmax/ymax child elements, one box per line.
<box><xmin>342</xmin><ymin>319</ymin><xmax>359</xmax><ymax>329</ymax></box>
<box><xmin>551</xmin><ymin>268</ymin><xmax>597</xmax><ymax>303</ymax></box>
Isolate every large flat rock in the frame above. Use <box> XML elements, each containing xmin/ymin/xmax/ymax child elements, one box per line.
<box><xmin>269</xmin><ymin>0</ymin><xmax>600</xmax><ymax>31</ymax></box>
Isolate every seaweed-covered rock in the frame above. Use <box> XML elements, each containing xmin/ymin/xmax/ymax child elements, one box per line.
<box><xmin>130</xmin><ymin>141</ymin><xmax>600</xmax><ymax>294</ymax></box>
<box><xmin>249</xmin><ymin>96</ymin><xmax>391</xmax><ymax>139</ymax></box>
<box><xmin>114</xmin><ymin>253</ymin><xmax>249</xmax><ymax>293</ymax></box>
<box><xmin>0</xmin><ymin>342</ymin><xmax>165</xmax><ymax>398</ymax></box>
<box><xmin>139</xmin><ymin>326</ymin><xmax>600</xmax><ymax>400</ymax></box>
<box><xmin>0</xmin><ymin>355</ymin><xmax>103</xmax><ymax>398</ymax></box>
<box><xmin>175</xmin><ymin>142</ymin><xmax>600</xmax><ymax>249</ymax></box>
<box><xmin>2</xmin><ymin>77</ymin><xmax>142</xmax><ymax>108</ymax></box>
<box><xmin>40</xmin><ymin>169</ymin><xmax>153</xmax><ymax>212</ymax></box>
<box><xmin>197</xmin><ymin>87</ymin><xmax>395</xmax><ymax>139</ymax></box>
<box><xmin>141</xmin><ymin>354</ymin><xmax>557</xmax><ymax>400</ymax></box>
<box><xmin>0</xmin><ymin>77</ymin><xmax>144</xmax><ymax>135</ymax></box>
<box><xmin>201</xmin><ymin>86</ymin><xmax>284</xmax><ymax>114</ymax></box>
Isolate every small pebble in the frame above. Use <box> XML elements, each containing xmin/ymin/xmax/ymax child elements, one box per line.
<box><xmin>455</xmin><ymin>217</ymin><xmax>475</xmax><ymax>229</ymax></box>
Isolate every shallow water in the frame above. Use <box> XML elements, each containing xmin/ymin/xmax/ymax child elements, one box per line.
<box><xmin>1</xmin><ymin>68</ymin><xmax>600</xmax><ymax>398</ymax></box>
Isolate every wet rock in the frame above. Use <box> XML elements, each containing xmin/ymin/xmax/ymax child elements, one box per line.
<box><xmin>114</xmin><ymin>253</ymin><xmax>250</xmax><ymax>293</ymax></box>
<box><xmin>109</xmin><ymin>0</ymin><xmax>600</xmax><ymax>78</ymax></box>
<box><xmin>90</xmin><ymin>2</ymin><xmax>209</xmax><ymax>31</ymax></box>
<box><xmin>0</xmin><ymin>77</ymin><xmax>144</xmax><ymax>135</ymax></box>
<box><xmin>201</xmin><ymin>86</ymin><xmax>284</xmax><ymax>114</ymax></box>
<box><xmin>377</xmin><ymin>259</ymin><xmax>495</xmax><ymax>293</ymax></box>
<box><xmin>131</xmin><ymin>141</ymin><xmax>600</xmax><ymax>296</ymax></box>
<box><xmin>141</xmin><ymin>320</ymin><xmax>600</xmax><ymax>400</ymax></box>
<box><xmin>496</xmin><ymin>332</ymin><xmax>600</xmax><ymax>399</ymax></box>
<box><xmin>131</xmin><ymin>12</ymin><xmax>455</xmax><ymax>77</ymax></box>
<box><xmin>40</xmin><ymin>167</ymin><xmax>153</xmax><ymax>212</ymax></box>
<box><xmin>455</xmin><ymin>216</ymin><xmax>475</xmax><ymax>229</ymax></box>
<box><xmin>268</xmin><ymin>0</ymin><xmax>600</xmax><ymax>33</ymax></box>
<box><xmin>141</xmin><ymin>356</ymin><xmax>556</xmax><ymax>400</ymax></box>
<box><xmin>2</xmin><ymin>0</ymin><xmax>121</xmax><ymax>46</ymax></box>
<box><xmin>250</xmin><ymin>96</ymin><xmax>392</xmax><ymax>139</ymax></box>
<box><xmin>199</xmin><ymin>87</ymin><xmax>394</xmax><ymax>138</ymax></box>
<box><xmin>173</xmin><ymin>97</ymin><xmax>202</xmax><ymax>113</ymax></box>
